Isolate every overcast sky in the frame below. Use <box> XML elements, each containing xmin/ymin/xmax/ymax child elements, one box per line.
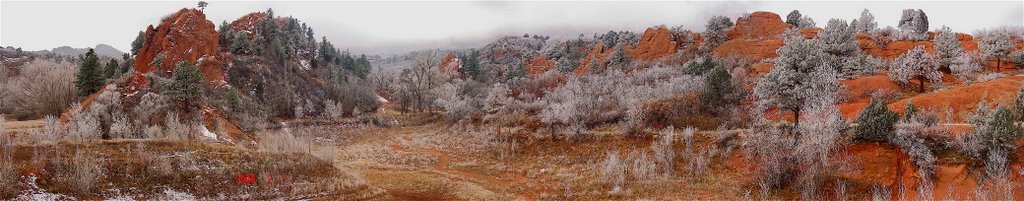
<box><xmin>1</xmin><ymin>1</ymin><xmax>1021</xmax><ymax>55</ymax></box>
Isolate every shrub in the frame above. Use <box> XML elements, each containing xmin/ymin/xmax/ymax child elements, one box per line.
<box><xmin>0</xmin><ymin>59</ymin><xmax>78</xmax><ymax>119</ymax></box>
<box><xmin>629</xmin><ymin>153</ymin><xmax>656</xmax><ymax>183</ymax></box>
<box><xmin>134</xmin><ymin>92</ymin><xmax>170</xmax><ymax>125</ymax></box>
<box><xmin>257</xmin><ymin>129</ymin><xmax>313</xmax><ymax>154</ymax></box>
<box><xmin>56</xmin><ymin>149</ymin><xmax>104</xmax><ymax>194</ymax></box>
<box><xmin>892</xmin><ymin>118</ymin><xmax>940</xmax><ymax>180</ymax></box>
<box><xmin>854</xmin><ymin>98</ymin><xmax>899</xmax><ymax>142</ymax></box>
<box><xmin>109</xmin><ymin>112</ymin><xmax>138</xmax><ymax>139</ymax></box>
<box><xmin>599</xmin><ymin>151</ymin><xmax>626</xmax><ymax>193</ymax></box>
<box><xmin>652</xmin><ymin>127</ymin><xmax>676</xmax><ymax>176</ymax></box>
<box><xmin>43</xmin><ymin>115</ymin><xmax>64</xmax><ymax>142</ymax></box>
<box><xmin>68</xmin><ymin>104</ymin><xmax>101</xmax><ymax>140</ymax></box>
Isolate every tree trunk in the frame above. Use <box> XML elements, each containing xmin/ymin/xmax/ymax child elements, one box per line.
<box><xmin>793</xmin><ymin>107</ymin><xmax>800</xmax><ymax>127</ymax></box>
<box><xmin>919</xmin><ymin>78</ymin><xmax>925</xmax><ymax>93</ymax></box>
<box><xmin>996</xmin><ymin>58</ymin><xmax>1002</xmax><ymax>72</ymax></box>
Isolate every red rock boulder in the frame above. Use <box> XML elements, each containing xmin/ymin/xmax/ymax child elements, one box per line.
<box><xmin>627</xmin><ymin>26</ymin><xmax>678</xmax><ymax>61</ymax></box>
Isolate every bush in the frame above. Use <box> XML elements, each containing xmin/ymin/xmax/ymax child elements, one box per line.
<box><xmin>854</xmin><ymin>98</ymin><xmax>899</xmax><ymax>142</ymax></box>
<box><xmin>0</xmin><ymin>59</ymin><xmax>78</xmax><ymax>119</ymax></box>
<box><xmin>599</xmin><ymin>151</ymin><xmax>626</xmax><ymax>194</ymax></box>
<box><xmin>55</xmin><ymin>149</ymin><xmax>104</xmax><ymax>194</ymax></box>
<box><xmin>652</xmin><ymin>127</ymin><xmax>676</xmax><ymax>176</ymax></box>
<box><xmin>68</xmin><ymin>104</ymin><xmax>101</xmax><ymax>140</ymax></box>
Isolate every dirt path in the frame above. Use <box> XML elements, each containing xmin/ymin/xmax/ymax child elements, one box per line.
<box><xmin>386</xmin><ymin>140</ymin><xmax>534</xmax><ymax>201</ymax></box>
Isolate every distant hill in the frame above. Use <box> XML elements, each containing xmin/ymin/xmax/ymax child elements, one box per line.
<box><xmin>38</xmin><ymin>44</ymin><xmax>125</xmax><ymax>59</ymax></box>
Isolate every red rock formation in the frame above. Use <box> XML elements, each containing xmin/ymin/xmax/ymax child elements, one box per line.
<box><xmin>713</xmin><ymin>11</ymin><xmax>791</xmax><ymax>61</ymax></box>
<box><xmin>627</xmin><ymin>27</ymin><xmax>678</xmax><ymax>61</ymax></box>
<box><xmin>524</xmin><ymin>55</ymin><xmax>556</xmax><ymax>77</ymax></box>
<box><xmin>573</xmin><ymin>44</ymin><xmax>611</xmax><ymax>75</ymax></box>
<box><xmin>228</xmin><ymin>12</ymin><xmax>268</xmax><ymax>38</ymax></box>
<box><xmin>130</xmin><ymin>8</ymin><xmax>222</xmax><ymax>91</ymax></box>
<box><xmin>726</xmin><ymin>11</ymin><xmax>791</xmax><ymax>40</ymax></box>
<box><xmin>438</xmin><ymin>52</ymin><xmax>463</xmax><ymax>78</ymax></box>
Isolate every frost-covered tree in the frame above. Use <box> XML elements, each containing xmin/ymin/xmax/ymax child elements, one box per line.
<box><xmin>889</xmin><ymin>45</ymin><xmax>941</xmax><ymax>93</ymax></box>
<box><xmin>979</xmin><ymin>30</ymin><xmax>1015</xmax><ymax>71</ymax></box>
<box><xmin>856</xmin><ymin>9</ymin><xmax>878</xmax><ymax>33</ymax></box>
<box><xmin>700</xmin><ymin>16</ymin><xmax>734</xmax><ymax>53</ymax></box>
<box><xmin>786</xmin><ymin>10</ymin><xmax>802</xmax><ymax>27</ymax></box>
<box><xmin>820</xmin><ymin>19</ymin><xmax>860</xmax><ymax>74</ymax></box>
<box><xmin>950</xmin><ymin>52</ymin><xmax>983</xmax><ymax>83</ymax></box>
<box><xmin>754</xmin><ymin>35</ymin><xmax>833</xmax><ymax>127</ymax></box>
<box><xmin>797</xmin><ymin>16</ymin><xmax>816</xmax><ymax>29</ymax></box>
<box><xmin>854</xmin><ymin>98</ymin><xmax>899</xmax><ymax>142</ymax></box>
<box><xmin>933</xmin><ymin>26</ymin><xmax>965</xmax><ymax>70</ymax></box>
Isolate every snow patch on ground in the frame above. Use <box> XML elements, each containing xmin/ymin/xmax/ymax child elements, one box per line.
<box><xmin>201</xmin><ymin>125</ymin><xmax>218</xmax><ymax>141</ymax></box>
<box><xmin>13</xmin><ymin>175</ymin><xmax>74</xmax><ymax>201</ymax></box>
<box><xmin>299</xmin><ymin>60</ymin><xmax>311</xmax><ymax>70</ymax></box>
<box><xmin>157</xmin><ymin>188</ymin><xmax>196</xmax><ymax>201</ymax></box>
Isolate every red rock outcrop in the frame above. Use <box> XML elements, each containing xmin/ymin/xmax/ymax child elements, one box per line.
<box><xmin>130</xmin><ymin>8</ymin><xmax>222</xmax><ymax>91</ymax></box>
<box><xmin>524</xmin><ymin>55</ymin><xmax>556</xmax><ymax>77</ymax></box>
<box><xmin>713</xmin><ymin>11</ymin><xmax>791</xmax><ymax>61</ymax></box>
<box><xmin>438</xmin><ymin>52</ymin><xmax>463</xmax><ymax>78</ymax></box>
<box><xmin>726</xmin><ymin>11</ymin><xmax>791</xmax><ymax>40</ymax></box>
<box><xmin>627</xmin><ymin>27</ymin><xmax>678</xmax><ymax>61</ymax></box>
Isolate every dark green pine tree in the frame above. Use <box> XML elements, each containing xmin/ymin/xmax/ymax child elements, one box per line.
<box><xmin>165</xmin><ymin>61</ymin><xmax>205</xmax><ymax>103</ymax></box>
<box><xmin>354</xmin><ymin>54</ymin><xmax>372</xmax><ymax>79</ymax></box>
<box><xmin>461</xmin><ymin>49</ymin><xmax>481</xmax><ymax>80</ymax></box>
<box><xmin>979</xmin><ymin>106</ymin><xmax>1022</xmax><ymax>153</ymax></box>
<box><xmin>131</xmin><ymin>31</ymin><xmax>145</xmax><ymax>56</ymax></box>
<box><xmin>854</xmin><ymin>98</ymin><xmax>900</xmax><ymax>142</ymax></box>
<box><xmin>75</xmin><ymin>49</ymin><xmax>103</xmax><ymax>96</ymax></box>
<box><xmin>700</xmin><ymin>65</ymin><xmax>733</xmax><ymax>106</ymax></box>
<box><xmin>103</xmin><ymin>59</ymin><xmax>119</xmax><ymax>79</ymax></box>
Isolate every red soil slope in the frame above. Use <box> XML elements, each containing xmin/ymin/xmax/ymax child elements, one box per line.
<box><xmin>573</xmin><ymin>44</ymin><xmax>610</xmax><ymax>75</ymax></box>
<box><xmin>888</xmin><ymin>76</ymin><xmax>1024</xmax><ymax>122</ymax></box>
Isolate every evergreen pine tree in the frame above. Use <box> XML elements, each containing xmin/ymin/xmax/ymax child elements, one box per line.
<box><xmin>103</xmin><ymin>59</ymin><xmax>119</xmax><ymax>79</ymax></box>
<box><xmin>75</xmin><ymin>49</ymin><xmax>102</xmax><ymax>96</ymax></box>
<box><xmin>131</xmin><ymin>31</ymin><xmax>145</xmax><ymax>56</ymax></box>
<box><xmin>165</xmin><ymin>61</ymin><xmax>205</xmax><ymax>103</ymax></box>
<box><xmin>854</xmin><ymin>98</ymin><xmax>899</xmax><ymax>142</ymax></box>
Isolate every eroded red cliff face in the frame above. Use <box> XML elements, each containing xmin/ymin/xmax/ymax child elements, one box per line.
<box><xmin>130</xmin><ymin>8</ymin><xmax>222</xmax><ymax>91</ymax></box>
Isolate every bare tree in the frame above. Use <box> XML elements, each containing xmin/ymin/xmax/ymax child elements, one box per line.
<box><xmin>198</xmin><ymin>1</ymin><xmax>208</xmax><ymax>12</ymax></box>
<box><xmin>396</xmin><ymin>51</ymin><xmax>441</xmax><ymax>112</ymax></box>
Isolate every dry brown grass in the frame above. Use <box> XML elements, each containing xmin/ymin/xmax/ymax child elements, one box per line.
<box><xmin>1</xmin><ymin>139</ymin><xmax>372</xmax><ymax>200</ymax></box>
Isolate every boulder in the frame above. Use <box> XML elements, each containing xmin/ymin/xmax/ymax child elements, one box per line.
<box><xmin>627</xmin><ymin>26</ymin><xmax>678</xmax><ymax>61</ymax></box>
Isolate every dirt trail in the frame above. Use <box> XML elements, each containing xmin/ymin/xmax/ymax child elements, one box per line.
<box><xmin>386</xmin><ymin>141</ymin><xmax>535</xmax><ymax>201</ymax></box>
